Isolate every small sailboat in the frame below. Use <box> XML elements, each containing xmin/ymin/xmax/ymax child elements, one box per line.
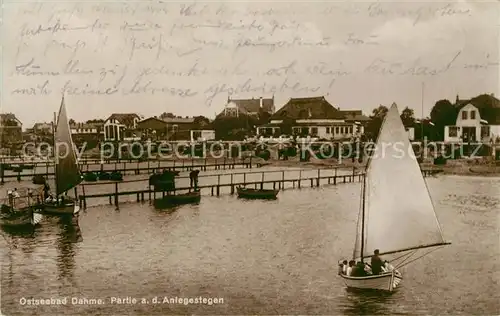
<box><xmin>39</xmin><ymin>96</ymin><xmax>82</xmax><ymax>216</ymax></box>
<box><xmin>0</xmin><ymin>207</ymin><xmax>43</xmax><ymax>229</ymax></box>
<box><xmin>339</xmin><ymin>103</ymin><xmax>450</xmax><ymax>292</ymax></box>
<box><xmin>1</xmin><ymin>191</ymin><xmax>43</xmax><ymax>230</ymax></box>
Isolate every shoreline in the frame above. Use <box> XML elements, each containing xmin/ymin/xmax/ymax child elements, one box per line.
<box><xmin>260</xmin><ymin>158</ymin><xmax>500</xmax><ymax>177</ymax></box>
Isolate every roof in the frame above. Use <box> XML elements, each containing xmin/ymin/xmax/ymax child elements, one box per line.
<box><xmin>106</xmin><ymin>113</ymin><xmax>140</xmax><ymax>126</ymax></box>
<box><xmin>271</xmin><ymin>96</ymin><xmax>344</xmax><ymax>120</ymax></box>
<box><xmin>340</xmin><ymin>110</ymin><xmax>371</xmax><ymax>122</ymax></box>
<box><xmin>161</xmin><ymin>117</ymin><xmax>194</xmax><ymax>124</ymax></box>
<box><xmin>33</xmin><ymin>122</ymin><xmax>52</xmax><ymax>129</ymax></box>
<box><xmin>0</xmin><ymin>113</ymin><xmax>21</xmax><ymax>124</ymax></box>
<box><xmin>139</xmin><ymin>117</ymin><xmax>194</xmax><ymax>125</ymax></box>
<box><xmin>455</xmin><ymin>94</ymin><xmax>500</xmax><ymax>124</ymax></box>
<box><xmin>228</xmin><ymin>97</ymin><xmax>274</xmax><ymax>114</ymax></box>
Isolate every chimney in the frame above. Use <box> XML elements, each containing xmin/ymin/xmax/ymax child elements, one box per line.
<box><xmin>456</xmin><ymin>95</ymin><xmax>459</xmax><ymax>103</ymax></box>
<box><xmin>260</xmin><ymin>97</ymin><xmax>263</xmax><ymax>108</ymax></box>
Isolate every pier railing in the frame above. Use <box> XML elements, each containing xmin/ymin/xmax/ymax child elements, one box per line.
<box><xmin>0</xmin><ymin>157</ymin><xmax>254</xmax><ymax>183</ymax></box>
<box><xmin>76</xmin><ymin>167</ymin><xmax>441</xmax><ymax>209</ymax></box>
<box><xmin>78</xmin><ymin>167</ymin><xmax>364</xmax><ymax>210</ymax></box>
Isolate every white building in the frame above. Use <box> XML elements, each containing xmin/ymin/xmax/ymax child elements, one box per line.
<box><xmin>190</xmin><ymin>130</ymin><xmax>216</xmax><ymax>142</ymax></box>
<box><xmin>257</xmin><ymin>96</ymin><xmax>367</xmax><ymax>140</ymax></box>
<box><xmin>103</xmin><ymin>113</ymin><xmax>141</xmax><ymax>141</ymax></box>
<box><xmin>70</xmin><ymin>123</ymin><xmax>102</xmax><ymax>135</ymax></box>
<box><xmin>444</xmin><ymin>98</ymin><xmax>500</xmax><ymax>144</ymax></box>
<box><xmin>406</xmin><ymin>127</ymin><xmax>415</xmax><ymax>141</ymax></box>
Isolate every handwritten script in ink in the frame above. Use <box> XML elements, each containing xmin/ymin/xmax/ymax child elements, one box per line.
<box><xmin>3</xmin><ymin>1</ymin><xmax>495</xmax><ymax>108</ymax></box>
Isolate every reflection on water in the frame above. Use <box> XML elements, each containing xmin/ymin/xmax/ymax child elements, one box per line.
<box><xmin>56</xmin><ymin>216</ymin><xmax>82</xmax><ymax>286</ymax></box>
<box><xmin>341</xmin><ymin>288</ymin><xmax>399</xmax><ymax>315</ymax></box>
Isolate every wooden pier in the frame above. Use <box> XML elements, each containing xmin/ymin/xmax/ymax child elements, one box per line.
<box><xmin>76</xmin><ymin>167</ymin><xmax>442</xmax><ymax>210</ymax></box>
<box><xmin>0</xmin><ymin>157</ymin><xmax>254</xmax><ymax>183</ymax></box>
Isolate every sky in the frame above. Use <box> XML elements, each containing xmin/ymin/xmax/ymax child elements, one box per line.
<box><xmin>1</xmin><ymin>0</ymin><xmax>498</xmax><ymax>127</ymax></box>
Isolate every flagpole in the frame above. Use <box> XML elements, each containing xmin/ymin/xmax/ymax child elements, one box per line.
<box><xmin>421</xmin><ymin>82</ymin><xmax>424</xmax><ymax>142</ymax></box>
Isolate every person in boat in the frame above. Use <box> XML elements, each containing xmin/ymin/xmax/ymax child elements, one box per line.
<box><xmin>383</xmin><ymin>260</ymin><xmax>394</xmax><ymax>272</ymax></box>
<box><xmin>347</xmin><ymin>260</ymin><xmax>355</xmax><ymax>276</ymax></box>
<box><xmin>43</xmin><ymin>182</ymin><xmax>51</xmax><ymax>200</ymax></box>
<box><xmin>11</xmin><ymin>188</ymin><xmax>20</xmax><ymax>207</ymax></box>
<box><xmin>351</xmin><ymin>261</ymin><xmax>368</xmax><ymax>277</ymax></box>
<box><xmin>371</xmin><ymin>249</ymin><xmax>384</xmax><ymax>275</ymax></box>
<box><xmin>7</xmin><ymin>190</ymin><xmax>14</xmax><ymax>208</ymax></box>
<box><xmin>338</xmin><ymin>263</ymin><xmax>344</xmax><ymax>275</ymax></box>
<box><xmin>342</xmin><ymin>260</ymin><xmax>348</xmax><ymax>274</ymax></box>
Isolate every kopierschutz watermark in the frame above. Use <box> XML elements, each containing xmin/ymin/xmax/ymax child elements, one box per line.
<box><xmin>19</xmin><ymin>138</ymin><xmax>488</xmax><ymax>162</ymax></box>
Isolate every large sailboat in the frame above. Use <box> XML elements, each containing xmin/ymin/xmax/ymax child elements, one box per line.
<box><xmin>40</xmin><ymin>96</ymin><xmax>82</xmax><ymax>216</ymax></box>
<box><xmin>340</xmin><ymin>103</ymin><xmax>450</xmax><ymax>292</ymax></box>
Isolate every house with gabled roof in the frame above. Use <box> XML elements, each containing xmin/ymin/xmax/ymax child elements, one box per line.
<box><xmin>444</xmin><ymin>93</ymin><xmax>500</xmax><ymax>144</ymax></box>
<box><xmin>217</xmin><ymin>96</ymin><xmax>275</xmax><ymax>118</ymax></box>
<box><xmin>257</xmin><ymin>96</ymin><xmax>365</xmax><ymax>140</ymax></box>
<box><xmin>104</xmin><ymin>113</ymin><xmax>142</xmax><ymax>141</ymax></box>
<box><xmin>0</xmin><ymin>113</ymin><xmax>23</xmax><ymax>146</ymax></box>
<box><xmin>137</xmin><ymin>116</ymin><xmax>197</xmax><ymax>141</ymax></box>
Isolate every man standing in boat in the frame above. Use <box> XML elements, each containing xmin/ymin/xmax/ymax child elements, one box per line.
<box><xmin>189</xmin><ymin>170</ymin><xmax>200</xmax><ymax>191</ymax></box>
<box><xmin>371</xmin><ymin>249</ymin><xmax>384</xmax><ymax>275</ymax></box>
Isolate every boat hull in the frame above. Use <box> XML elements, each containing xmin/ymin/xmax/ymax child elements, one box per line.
<box><xmin>0</xmin><ymin>211</ymin><xmax>42</xmax><ymax>229</ymax></box>
<box><xmin>340</xmin><ymin>271</ymin><xmax>402</xmax><ymax>292</ymax></box>
<box><xmin>38</xmin><ymin>202</ymin><xmax>80</xmax><ymax>216</ymax></box>
<box><xmin>154</xmin><ymin>191</ymin><xmax>201</xmax><ymax>208</ymax></box>
<box><xmin>236</xmin><ymin>187</ymin><xmax>279</xmax><ymax>200</ymax></box>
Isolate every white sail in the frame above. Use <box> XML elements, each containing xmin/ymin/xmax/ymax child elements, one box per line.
<box><xmin>354</xmin><ymin>103</ymin><xmax>446</xmax><ymax>259</ymax></box>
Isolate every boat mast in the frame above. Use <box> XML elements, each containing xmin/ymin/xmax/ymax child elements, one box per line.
<box><xmin>53</xmin><ymin>111</ymin><xmax>58</xmax><ymax>196</ymax></box>
<box><xmin>360</xmin><ymin>171</ymin><xmax>366</xmax><ymax>263</ymax></box>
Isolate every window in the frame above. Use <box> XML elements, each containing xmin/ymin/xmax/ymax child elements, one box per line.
<box><xmin>449</xmin><ymin>126</ymin><xmax>459</xmax><ymax>137</ymax></box>
<box><xmin>172</xmin><ymin>125</ymin><xmax>179</xmax><ymax>132</ymax></box>
<box><xmin>326</xmin><ymin>127</ymin><xmax>330</xmax><ymax>134</ymax></box>
<box><xmin>462</xmin><ymin>111</ymin><xmax>468</xmax><ymax>120</ymax></box>
<box><xmin>335</xmin><ymin>127</ymin><xmax>339</xmax><ymax>134</ymax></box>
<box><xmin>311</xmin><ymin>127</ymin><xmax>318</xmax><ymax>135</ymax></box>
<box><xmin>470</xmin><ymin>111</ymin><xmax>476</xmax><ymax>119</ymax></box>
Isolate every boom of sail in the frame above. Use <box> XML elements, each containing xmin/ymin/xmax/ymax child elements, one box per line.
<box><xmin>353</xmin><ymin>103</ymin><xmax>449</xmax><ymax>261</ymax></box>
<box><xmin>54</xmin><ymin>96</ymin><xmax>82</xmax><ymax>196</ymax></box>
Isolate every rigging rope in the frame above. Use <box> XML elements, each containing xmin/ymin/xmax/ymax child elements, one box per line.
<box><xmin>396</xmin><ymin>246</ymin><xmax>445</xmax><ymax>269</ymax></box>
<box><xmin>394</xmin><ymin>250</ymin><xmax>417</xmax><ymax>268</ymax></box>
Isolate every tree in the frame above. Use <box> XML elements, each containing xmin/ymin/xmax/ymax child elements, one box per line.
<box><xmin>430</xmin><ymin>99</ymin><xmax>457</xmax><ymax>141</ymax></box>
<box><xmin>400</xmin><ymin>107</ymin><xmax>415</xmax><ymax>127</ymax></box>
<box><xmin>69</xmin><ymin>119</ymin><xmax>76</xmax><ymax>125</ymax></box>
<box><xmin>257</xmin><ymin>108</ymin><xmax>272</xmax><ymax>125</ymax></box>
<box><xmin>211</xmin><ymin>115</ymin><xmax>258</xmax><ymax>140</ymax></box>
<box><xmin>86</xmin><ymin>119</ymin><xmax>104</xmax><ymax>123</ymax></box>
<box><xmin>364</xmin><ymin>105</ymin><xmax>388</xmax><ymax>140</ymax></box>
<box><xmin>193</xmin><ymin>115</ymin><xmax>210</xmax><ymax>128</ymax></box>
<box><xmin>159</xmin><ymin>112</ymin><xmax>175</xmax><ymax>119</ymax></box>
<box><xmin>372</xmin><ymin>105</ymin><xmax>389</xmax><ymax>119</ymax></box>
